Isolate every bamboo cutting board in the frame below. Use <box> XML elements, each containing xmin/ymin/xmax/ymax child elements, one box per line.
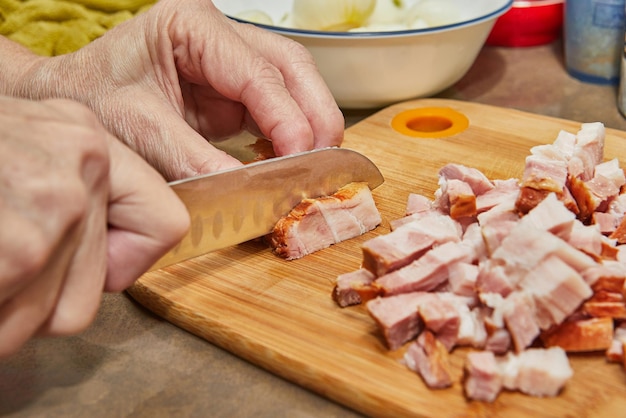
<box><xmin>127</xmin><ymin>99</ymin><xmax>626</xmax><ymax>418</ymax></box>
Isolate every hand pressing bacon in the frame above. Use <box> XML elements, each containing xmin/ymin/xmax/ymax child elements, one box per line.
<box><xmin>333</xmin><ymin>122</ymin><xmax>626</xmax><ymax>401</ymax></box>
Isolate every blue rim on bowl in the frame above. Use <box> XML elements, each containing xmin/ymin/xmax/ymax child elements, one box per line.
<box><xmin>227</xmin><ymin>0</ymin><xmax>514</xmax><ymax>39</ymax></box>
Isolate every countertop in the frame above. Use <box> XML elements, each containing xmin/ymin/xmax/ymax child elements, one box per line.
<box><xmin>3</xmin><ymin>41</ymin><xmax>626</xmax><ymax>418</ymax></box>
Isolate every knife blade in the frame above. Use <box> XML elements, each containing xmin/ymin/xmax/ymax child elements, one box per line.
<box><xmin>149</xmin><ymin>147</ymin><xmax>384</xmax><ymax>270</ymax></box>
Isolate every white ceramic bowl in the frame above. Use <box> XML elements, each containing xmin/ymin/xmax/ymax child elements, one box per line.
<box><xmin>213</xmin><ymin>0</ymin><xmax>513</xmax><ymax>109</ymax></box>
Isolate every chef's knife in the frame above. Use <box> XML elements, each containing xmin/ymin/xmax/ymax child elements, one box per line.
<box><xmin>149</xmin><ymin>147</ymin><xmax>384</xmax><ymax>270</ymax></box>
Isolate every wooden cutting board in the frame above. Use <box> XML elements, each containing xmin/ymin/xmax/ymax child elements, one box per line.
<box><xmin>127</xmin><ymin>99</ymin><xmax>626</xmax><ymax>418</ymax></box>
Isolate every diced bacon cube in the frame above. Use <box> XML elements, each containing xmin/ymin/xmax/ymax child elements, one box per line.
<box><xmin>448</xmin><ymin>262</ymin><xmax>479</xmax><ymax>297</ymax></box>
<box><xmin>456</xmin><ymin>306</ymin><xmax>488</xmax><ymax>349</ymax></box>
<box><xmin>464</xmin><ymin>351</ymin><xmax>503</xmax><ymax>402</ymax></box>
<box><xmin>475</xmin><ymin>178</ymin><xmax>520</xmax><ymax>214</ymax></box>
<box><xmin>584</xmin><ymin>263</ymin><xmax>626</xmax><ymax>289</ymax></box>
<box><xmin>333</xmin><ymin>268</ymin><xmax>379</xmax><ymax>308</ymax></box>
<box><xmin>404</xmin><ymin>331</ymin><xmax>453</xmax><ymax>389</ymax></box>
<box><xmin>582</xmin><ymin>290</ymin><xmax>626</xmax><ymax>319</ymax></box>
<box><xmin>530</xmin><ymin>140</ymin><xmax>569</xmax><ymax>161</ymax></box>
<box><xmin>484</xmin><ymin>328</ymin><xmax>512</xmax><ymax>355</ymax></box>
<box><xmin>479</xmin><ymin>292</ymin><xmax>506</xmax><ymax>328</ymax></box>
<box><xmin>418</xmin><ymin>295</ymin><xmax>461</xmax><ymax>352</ymax></box>
<box><xmin>449</xmin><ymin>181</ymin><xmax>477</xmax><ymax>220</ymax></box>
<box><xmin>610</xmin><ymin>217</ymin><xmax>626</xmax><ymax>245</ymax></box>
<box><xmin>500</xmin><ymin>347</ymin><xmax>573</xmax><ymax>397</ymax></box>
<box><xmin>606</xmin><ymin>322</ymin><xmax>626</xmax><ymax>362</ymax></box>
<box><xmin>587</xmin><ymin>290</ymin><xmax>624</xmax><ymax>303</ymax></box>
<box><xmin>516</xmin><ymin>186</ymin><xmax>554</xmax><ymax>215</ymax></box>
<box><xmin>593</xmin><ymin>212</ymin><xmax>622</xmax><ymax>235</ymax></box>
<box><xmin>519</xmin><ymin>255</ymin><xmax>593</xmax><ymax>330</ymax></box>
<box><xmin>478</xmin><ymin>202</ymin><xmax>520</xmax><ymax>256</ymax></box>
<box><xmin>609</xmin><ymin>193</ymin><xmax>626</xmax><ymax>215</ymax></box>
<box><xmin>389</xmin><ymin>212</ymin><xmax>423</xmax><ymax>230</ymax></box>
<box><xmin>601</xmin><ymin>239</ymin><xmax>620</xmax><ymax>260</ymax></box>
<box><xmin>502</xmin><ymin>291</ymin><xmax>541</xmax><ymax>352</ymax></box>
<box><xmin>586</xmin><ymin>173</ymin><xmax>620</xmax><ymax>212</ymax></box>
<box><xmin>362</xmin><ymin>212</ymin><xmax>462</xmax><ymax>277</ymax></box>
<box><xmin>518</xmin><ymin>192</ymin><xmax>575</xmax><ymax>236</ymax></box>
<box><xmin>476</xmin><ymin>260</ymin><xmax>515</xmax><ymax>297</ymax></box>
<box><xmin>569</xmin><ymin>176</ymin><xmax>602</xmax><ymax>224</ymax></box>
<box><xmin>462</xmin><ymin>222</ymin><xmax>488</xmax><ymax>262</ymax></box>
<box><xmin>594</xmin><ymin>158</ymin><xmax>625</xmax><ymax>191</ymax></box>
<box><xmin>521</xmin><ymin>155</ymin><xmax>568</xmax><ymax>194</ymax></box>
<box><xmin>561</xmin><ymin>186</ymin><xmax>582</xmax><ymax>215</ymax></box>
<box><xmin>375</xmin><ymin>241</ymin><xmax>474</xmax><ymax>296</ymax></box>
<box><xmin>477</xmin><ymin>198</ymin><xmax>518</xmax><ymax>227</ymax></box>
<box><xmin>565</xmin><ymin>221</ymin><xmax>605</xmax><ymax>259</ymax></box>
<box><xmin>438</xmin><ymin>163</ymin><xmax>495</xmax><ymax>195</ymax></box>
<box><xmin>366</xmin><ymin>292</ymin><xmax>437</xmax><ymax>350</ymax></box>
<box><xmin>405</xmin><ymin>193</ymin><xmax>433</xmax><ymax>216</ymax></box>
<box><xmin>541</xmin><ymin>316</ymin><xmax>614</xmax><ymax>352</ymax></box>
<box><xmin>606</xmin><ymin>195</ymin><xmax>626</xmax><ymax>239</ymax></box>
<box><xmin>466</xmin><ymin>348</ymin><xmax>573</xmax><ymax>402</ymax></box>
<box><xmin>571</xmin><ymin>122</ymin><xmax>605</xmax><ymax>181</ymax></box>
<box><xmin>552</xmin><ymin>129</ymin><xmax>576</xmax><ymax>159</ymax></box>
<box><xmin>582</xmin><ymin>301</ymin><xmax>626</xmax><ymax>319</ymax></box>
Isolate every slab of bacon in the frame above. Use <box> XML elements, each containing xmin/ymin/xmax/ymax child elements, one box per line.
<box><xmin>269</xmin><ymin>182</ymin><xmax>382</xmax><ymax>260</ymax></box>
<box><xmin>332</xmin><ymin>122</ymin><xmax>626</xmax><ymax>401</ymax></box>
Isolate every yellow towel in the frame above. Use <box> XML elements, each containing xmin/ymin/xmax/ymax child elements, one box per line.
<box><xmin>0</xmin><ymin>0</ymin><xmax>156</xmax><ymax>56</ymax></box>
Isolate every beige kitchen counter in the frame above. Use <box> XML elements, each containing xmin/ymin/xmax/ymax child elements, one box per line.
<box><xmin>2</xmin><ymin>41</ymin><xmax>626</xmax><ymax>418</ymax></box>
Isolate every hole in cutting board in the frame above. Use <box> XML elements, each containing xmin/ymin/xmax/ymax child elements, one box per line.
<box><xmin>408</xmin><ymin>115</ymin><xmax>452</xmax><ymax>132</ymax></box>
<box><xmin>391</xmin><ymin>107</ymin><xmax>469</xmax><ymax>138</ymax></box>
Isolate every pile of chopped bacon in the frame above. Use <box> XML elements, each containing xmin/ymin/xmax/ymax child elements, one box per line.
<box><xmin>333</xmin><ymin>122</ymin><xmax>626</xmax><ymax>402</ymax></box>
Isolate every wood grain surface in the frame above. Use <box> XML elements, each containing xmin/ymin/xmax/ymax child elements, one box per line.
<box><xmin>127</xmin><ymin>99</ymin><xmax>626</xmax><ymax>418</ymax></box>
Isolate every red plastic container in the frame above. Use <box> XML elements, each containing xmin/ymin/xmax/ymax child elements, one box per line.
<box><xmin>486</xmin><ymin>0</ymin><xmax>564</xmax><ymax>47</ymax></box>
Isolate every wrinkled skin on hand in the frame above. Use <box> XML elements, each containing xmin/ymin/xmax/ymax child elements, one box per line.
<box><xmin>9</xmin><ymin>0</ymin><xmax>345</xmax><ymax>181</ymax></box>
<box><xmin>0</xmin><ymin>97</ymin><xmax>189</xmax><ymax>358</ymax></box>
<box><xmin>0</xmin><ymin>0</ymin><xmax>344</xmax><ymax>357</ymax></box>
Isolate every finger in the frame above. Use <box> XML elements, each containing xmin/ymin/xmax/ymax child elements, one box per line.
<box><xmin>0</xmin><ymin>98</ymin><xmax>112</xmax><ymax>355</ymax></box>
<box><xmin>0</xmin><ymin>210</ymin><xmax>57</xmax><ymax>307</ymax></box>
<box><xmin>168</xmin><ymin>3</ymin><xmax>320</xmax><ymax>155</ymax></box>
<box><xmin>38</xmin><ymin>114</ymin><xmax>110</xmax><ymax>336</ymax></box>
<box><xmin>103</xmin><ymin>134</ymin><xmax>190</xmax><ymax>292</ymax></box>
<box><xmin>230</xmin><ymin>21</ymin><xmax>345</xmax><ymax>151</ymax></box>
<box><xmin>149</xmin><ymin>102</ymin><xmax>245</xmax><ymax>177</ymax></box>
<box><xmin>19</xmin><ymin>99</ymin><xmax>111</xmax><ymax>337</ymax></box>
<box><xmin>0</xmin><ymin>216</ymin><xmax>82</xmax><ymax>358</ymax></box>
<box><xmin>0</xmin><ymin>99</ymin><xmax>101</xmax><ymax>306</ymax></box>
<box><xmin>38</xmin><ymin>213</ymin><xmax>107</xmax><ymax>336</ymax></box>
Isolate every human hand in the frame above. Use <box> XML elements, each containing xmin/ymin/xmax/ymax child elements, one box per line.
<box><xmin>0</xmin><ymin>96</ymin><xmax>188</xmax><ymax>358</ymax></box>
<box><xmin>10</xmin><ymin>0</ymin><xmax>345</xmax><ymax>181</ymax></box>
